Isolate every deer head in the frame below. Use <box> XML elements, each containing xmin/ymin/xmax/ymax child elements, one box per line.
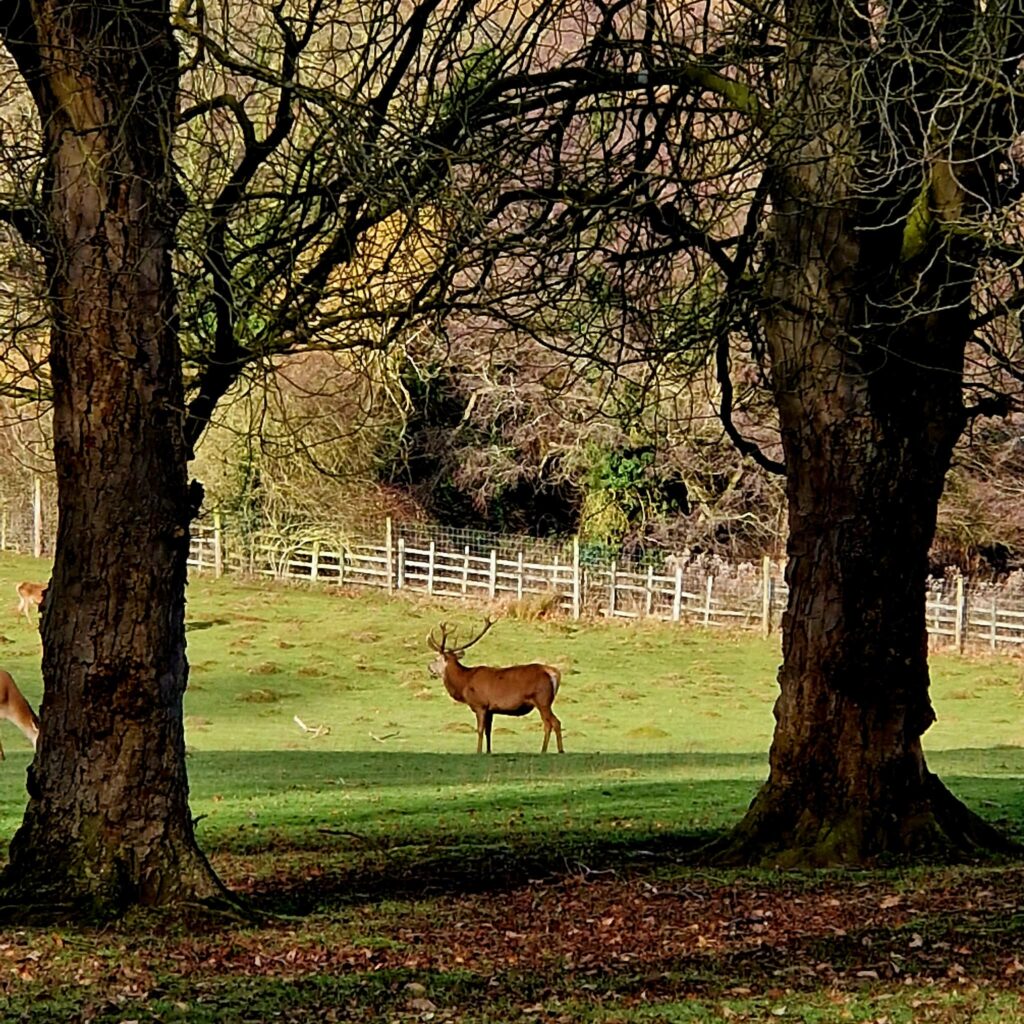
<box><xmin>427</xmin><ymin>617</ymin><xmax>496</xmax><ymax>677</ymax></box>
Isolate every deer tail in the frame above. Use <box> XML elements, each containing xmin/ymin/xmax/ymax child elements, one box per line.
<box><xmin>545</xmin><ymin>666</ymin><xmax>561</xmax><ymax>698</ymax></box>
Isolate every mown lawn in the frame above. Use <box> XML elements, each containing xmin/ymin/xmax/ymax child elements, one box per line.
<box><xmin>0</xmin><ymin>553</ymin><xmax>1022</xmax><ymax>1022</ymax></box>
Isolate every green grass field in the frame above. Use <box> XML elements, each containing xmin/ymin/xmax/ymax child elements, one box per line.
<box><xmin>0</xmin><ymin>553</ymin><xmax>1022</xmax><ymax>1022</ymax></box>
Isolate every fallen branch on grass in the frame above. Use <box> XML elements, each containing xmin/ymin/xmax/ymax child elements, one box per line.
<box><xmin>294</xmin><ymin>715</ymin><xmax>331</xmax><ymax>738</ymax></box>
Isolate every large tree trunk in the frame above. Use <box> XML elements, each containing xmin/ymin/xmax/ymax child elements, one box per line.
<box><xmin>715</xmin><ymin>315</ymin><xmax>1009</xmax><ymax>865</ymax></box>
<box><xmin>0</xmin><ymin>1</ymin><xmax>227</xmax><ymax>919</ymax></box>
<box><xmin>711</xmin><ymin>0</ymin><xmax>1015</xmax><ymax>866</ymax></box>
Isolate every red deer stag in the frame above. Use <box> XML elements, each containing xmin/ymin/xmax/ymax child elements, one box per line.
<box><xmin>0</xmin><ymin>669</ymin><xmax>40</xmax><ymax>760</ymax></box>
<box><xmin>16</xmin><ymin>581</ymin><xmax>46</xmax><ymax>620</ymax></box>
<box><xmin>427</xmin><ymin>617</ymin><xmax>564</xmax><ymax>754</ymax></box>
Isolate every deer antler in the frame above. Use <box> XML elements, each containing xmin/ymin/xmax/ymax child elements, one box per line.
<box><xmin>457</xmin><ymin>616</ymin><xmax>497</xmax><ymax>652</ymax></box>
<box><xmin>427</xmin><ymin>622</ymin><xmax>452</xmax><ymax>652</ymax></box>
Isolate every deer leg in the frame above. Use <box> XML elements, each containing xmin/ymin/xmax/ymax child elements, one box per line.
<box><xmin>483</xmin><ymin>710</ymin><xmax>494</xmax><ymax>753</ymax></box>
<box><xmin>474</xmin><ymin>708</ymin><xmax>486</xmax><ymax>754</ymax></box>
<box><xmin>540</xmin><ymin>708</ymin><xmax>563</xmax><ymax>754</ymax></box>
<box><xmin>552</xmin><ymin>712</ymin><xmax>563</xmax><ymax>753</ymax></box>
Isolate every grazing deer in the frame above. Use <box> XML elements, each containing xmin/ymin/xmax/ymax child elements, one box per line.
<box><xmin>0</xmin><ymin>669</ymin><xmax>40</xmax><ymax>760</ymax></box>
<box><xmin>427</xmin><ymin>617</ymin><xmax>564</xmax><ymax>754</ymax></box>
<box><xmin>16</xmin><ymin>581</ymin><xmax>46</xmax><ymax>620</ymax></box>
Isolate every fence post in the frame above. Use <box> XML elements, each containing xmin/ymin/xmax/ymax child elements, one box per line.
<box><xmin>572</xmin><ymin>536</ymin><xmax>581</xmax><ymax>620</ymax></box>
<box><xmin>517</xmin><ymin>551</ymin><xmax>525</xmax><ymax>600</ymax></box>
<box><xmin>33</xmin><ymin>475</ymin><xmax>42</xmax><ymax>559</ymax></box>
<box><xmin>761</xmin><ymin>556</ymin><xmax>772</xmax><ymax>636</ymax></box>
<box><xmin>213</xmin><ymin>511</ymin><xmax>224</xmax><ymax>578</ymax></box>
<box><xmin>703</xmin><ymin>575</ymin><xmax>714</xmax><ymax>627</ymax></box>
<box><xmin>954</xmin><ymin>573</ymin><xmax>965</xmax><ymax>651</ymax></box>
<box><xmin>991</xmin><ymin>595</ymin><xmax>998</xmax><ymax>651</ymax></box>
<box><xmin>427</xmin><ymin>540</ymin><xmax>436</xmax><ymax>595</ymax></box>
<box><xmin>608</xmin><ymin>559</ymin><xmax>617</xmax><ymax>618</ymax></box>
<box><xmin>339</xmin><ymin>545</ymin><xmax>347</xmax><ymax>586</ymax></box>
<box><xmin>644</xmin><ymin>565</ymin><xmax>654</xmax><ymax>617</ymax></box>
<box><xmin>397</xmin><ymin>538</ymin><xmax>406</xmax><ymax>589</ymax></box>
<box><xmin>462</xmin><ymin>545</ymin><xmax>470</xmax><ymax>595</ymax></box>
<box><xmin>0</xmin><ymin>506</ymin><xmax>6</xmax><ymax>552</ymax></box>
<box><xmin>310</xmin><ymin>538</ymin><xmax>320</xmax><ymax>582</ymax></box>
<box><xmin>488</xmin><ymin>549</ymin><xmax>497</xmax><ymax>598</ymax></box>
<box><xmin>672</xmin><ymin>566</ymin><xmax>683</xmax><ymax>622</ymax></box>
<box><xmin>385</xmin><ymin>517</ymin><xmax>394</xmax><ymax>594</ymax></box>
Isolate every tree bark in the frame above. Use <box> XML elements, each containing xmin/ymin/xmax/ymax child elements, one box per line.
<box><xmin>709</xmin><ymin>0</ymin><xmax>1016</xmax><ymax>866</ymax></box>
<box><xmin>713</xmin><ymin>327</ymin><xmax>1010</xmax><ymax>864</ymax></box>
<box><xmin>0</xmin><ymin>1</ymin><xmax>227</xmax><ymax>919</ymax></box>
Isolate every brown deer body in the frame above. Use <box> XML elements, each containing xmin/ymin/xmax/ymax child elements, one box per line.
<box><xmin>428</xmin><ymin>619</ymin><xmax>564</xmax><ymax>754</ymax></box>
<box><xmin>16</xmin><ymin>581</ymin><xmax>46</xmax><ymax>620</ymax></box>
<box><xmin>0</xmin><ymin>669</ymin><xmax>40</xmax><ymax>759</ymax></box>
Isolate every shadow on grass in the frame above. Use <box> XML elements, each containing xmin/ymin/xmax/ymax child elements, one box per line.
<box><xmin>187</xmin><ymin>748</ymin><xmax>773</xmax><ymax>790</ymax></box>
<box><xmin>186</xmin><ymin>618</ymin><xmax>231</xmax><ymax>631</ymax></box>
<box><xmin>176</xmin><ymin>749</ymin><xmax>1024</xmax><ymax>915</ymax></box>
<box><xmin>185</xmin><ymin>745</ymin><xmax>1024</xmax><ymax>787</ymax></box>
<box><xmin>242</xmin><ymin>829</ymin><xmax>719</xmax><ymax>915</ymax></box>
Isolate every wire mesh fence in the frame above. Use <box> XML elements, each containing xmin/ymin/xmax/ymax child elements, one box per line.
<box><xmin>184</xmin><ymin>514</ymin><xmax>1024</xmax><ymax>650</ymax></box>
<box><xmin>7</xmin><ymin>487</ymin><xmax>1024</xmax><ymax>651</ymax></box>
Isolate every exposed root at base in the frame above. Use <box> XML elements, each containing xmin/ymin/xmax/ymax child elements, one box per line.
<box><xmin>698</xmin><ymin>772</ymin><xmax>1021</xmax><ymax>869</ymax></box>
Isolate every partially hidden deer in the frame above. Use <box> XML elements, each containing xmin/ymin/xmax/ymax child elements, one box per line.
<box><xmin>427</xmin><ymin>617</ymin><xmax>564</xmax><ymax>754</ymax></box>
<box><xmin>16</xmin><ymin>581</ymin><xmax>46</xmax><ymax>621</ymax></box>
<box><xmin>0</xmin><ymin>669</ymin><xmax>40</xmax><ymax>760</ymax></box>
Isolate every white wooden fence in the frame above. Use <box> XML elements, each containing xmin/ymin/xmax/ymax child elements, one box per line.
<box><xmin>186</xmin><ymin>517</ymin><xmax>1024</xmax><ymax>651</ymax></box>
<box><xmin>925</xmin><ymin>574</ymin><xmax>1024</xmax><ymax>650</ymax></box>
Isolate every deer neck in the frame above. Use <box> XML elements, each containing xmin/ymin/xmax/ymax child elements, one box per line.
<box><xmin>443</xmin><ymin>656</ymin><xmax>472</xmax><ymax>701</ymax></box>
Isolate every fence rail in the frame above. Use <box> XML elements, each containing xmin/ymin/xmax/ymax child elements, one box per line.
<box><xmin>180</xmin><ymin>517</ymin><xmax>1024</xmax><ymax>652</ymax></box>
<box><xmin>10</xmin><ymin>470</ymin><xmax>1023</xmax><ymax>651</ymax></box>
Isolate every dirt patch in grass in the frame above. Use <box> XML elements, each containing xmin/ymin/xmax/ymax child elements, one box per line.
<box><xmin>248</xmin><ymin>661</ymin><xmax>280</xmax><ymax>676</ymax></box>
<box><xmin>236</xmin><ymin>688</ymin><xmax>295</xmax><ymax>704</ymax></box>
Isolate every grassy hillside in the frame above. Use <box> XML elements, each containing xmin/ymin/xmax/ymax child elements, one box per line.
<box><xmin>1</xmin><ymin>553</ymin><xmax>1024</xmax><ymax>1022</ymax></box>
<box><xmin>0</xmin><ymin>553</ymin><xmax>1021</xmax><ymax>856</ymax></box>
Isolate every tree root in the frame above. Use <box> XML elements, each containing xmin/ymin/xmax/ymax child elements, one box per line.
<box><xmin>698</xmin><ymin>772</ymin><xmax>1021</xmax><ymax>869</ymax></box>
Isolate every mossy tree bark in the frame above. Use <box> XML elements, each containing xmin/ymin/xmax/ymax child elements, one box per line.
<box><xmin>711</xmin><ymin>0</ymin><xmax>1019</xmax><ymax>866</ymax></box>
<box><xmin>0</xmin><ymin>2</ymin><xmax>227</xmax><ymax>918</ymax></box>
